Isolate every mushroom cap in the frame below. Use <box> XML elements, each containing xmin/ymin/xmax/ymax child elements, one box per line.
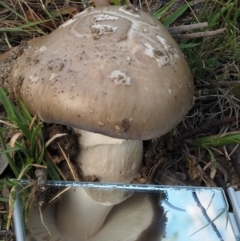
<box><xmin>11</xmin><ymin>5</ymin><xmax>193</xmax><ymax>140</ymax></box>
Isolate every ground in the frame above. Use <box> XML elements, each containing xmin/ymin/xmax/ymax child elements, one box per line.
<box><xmin>0</xmin><ymin>0</ymin><xmax>239</xmax><ymax>240</ymax></box>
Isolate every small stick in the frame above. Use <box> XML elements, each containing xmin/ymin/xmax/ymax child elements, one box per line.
<box><xmin>35</xmin><ymin>168</ymin><xmax>48</xmax><ymax>206</ymax></box>
<box><xmin>176</xmin><ymin>116</ymin><xmax>237</xmax><ymax>142</ymax></box>
<box><xmin>182</xmin><ymin>151</ymin><xmax>217</xmax><ymax>187</ymax></box>
<box><xmin>58</xmin><ymin>144</ymin><xmax>79</xmax><ymax>181</ymax></box>
<box><xmin>195</xmin><ymin>81</ymin><xmax>240</xmax><ymax>89</ymax></box>
<box><xmin>173</xmin><ymin>28</ymin><xmax>226</xmax><ymax>39</ymax></box>
<box><xmin>168</xmin><ymin>22</ymin><xmax>208</xmax><ymax>34</ymax></box>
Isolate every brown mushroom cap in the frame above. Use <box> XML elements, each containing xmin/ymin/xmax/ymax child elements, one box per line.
<box><xmin>11</xmin><ymin>5</ymin><xmax>193</xmax><ymax>140</ymax></box>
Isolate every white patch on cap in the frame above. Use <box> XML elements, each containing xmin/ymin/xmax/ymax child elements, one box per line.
<box><xmin>144</xmin><ymin>43</ymin><xmax>168</xmax><ymax>67</ymax></box>
<box><xmin>91</xmin><ymin>24</ymin><xmax>117</xmax><ymax>35</ymax></box>
<box><xmin>39</xmin><ymin>46</ymin><xmax>47</xmax><ymax>52</ymax></box>
<box><xmin>156</xmin><ymin>35</ymin><xmax>179</xmax><ymax>58</ymax></box>
<box><xmin>144</xmin><ymin>37</ymin><xmax>179</xmax><ymax>67</ymax></box>
<box><xmin>90</xmin><ymin>13</ymin><xmax>119</xmax><ymax>38</ymax></box>
<box><xmin>35</xmin><ymin>46</ymin><xmax>47</xmax><ymax>53</ymax></box>
<box><xmin>94</xmin><ymin>14</ymin><xmax>118</xmax><ymax>21</ymax></box>
<box><xmin>109</xmin><ymin>70</ymin><xmax>131</xmax><ymax>86</ymax></box>
<box><xmin>119</xmin><ymin>6</ymin><xmax>140</xmax><ymax>17</ymax></box>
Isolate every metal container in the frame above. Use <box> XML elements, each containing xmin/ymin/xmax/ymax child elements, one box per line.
<box><xmin>13</xmin><ymin>181</ymin><xmax>239</xmax><ymax>241</ymax></box>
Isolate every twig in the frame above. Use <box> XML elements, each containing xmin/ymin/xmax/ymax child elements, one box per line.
<box><xmin>176</xmin><ymin>116</ymin><xmax>238</xmax><ymax>142</ymax></box>
<box><xmin>39</xmin><ymin>206</ymin><xmax>51</xmax><ymax>236</ymax></box>
<box><xmin>58</xmin><ymin>144</ymin><xmax>79</xmax><ymax>181</ymax></box>
<box><xmin>35</xmin><ymin>168</ymin><xmax>47</xmax><ymax>192</ymax></box>
<box><xmin>195</xmin><ymin>81</ymin><xmax>240</xmax><ymax>89</ymax></box>
<box><xmin>49</xmin><ymin>187</ymin><xmax>70</xmax><ymax>203</ymax></box>
<box><xmin>168</xmin><ymin>22</ymin><xmax>208</xmax><ymax>33</ymax></box>
<box><xmin>45</xmin><ymin>133</ymin><xmax>67</xmax><ymax>148</ymax></box>
<box><xmin>35</xmin><ymin>168</ymin><xmax>48</xmax><ymax>206</ymax></box>
<box><xmin>174</xmin><ymin>28</ymin><xmax>226</xmax><ymax>39</ymax></box>
<box><xmin>182</xmin><ymin>150</ymin><xmax>217</xmax><ymax>187</ymax></box>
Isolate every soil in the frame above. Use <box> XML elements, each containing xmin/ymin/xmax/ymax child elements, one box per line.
<box><xmin>0</xmin><ymin>43</ymin><xmax>26</xmax><ymax>96</ymax></box>
<box><xmin>37</xmin><ymin>123</ymin><xmax>240</xmax><ymax>188</ymax></box>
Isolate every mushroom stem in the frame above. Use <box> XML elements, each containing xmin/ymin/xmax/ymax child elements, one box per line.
<box><xmin>74</xmin><ymin>129</ymin><xmax>143</xmax><ymax>204</ymax></box>
<box><xmin>27</xmin><ymin>191</ymin><xmax>165</xmax><ymax>241</ymax></box>
<box><xmin>56</xmin><ymin>188</ymin><xmax>113</xmax><ymax>240</ymax></box>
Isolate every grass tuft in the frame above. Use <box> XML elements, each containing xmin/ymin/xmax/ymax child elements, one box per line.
<box><xmin>0</xmin><ymin>88</ymin><xmax>61</xmax><ymax>180</ymax></box>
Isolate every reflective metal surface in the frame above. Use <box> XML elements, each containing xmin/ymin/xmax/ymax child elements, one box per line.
<box><xmin>15</xmin><ymin>181</ymin><xmax>237</xmax><ymax>241</ymax></box>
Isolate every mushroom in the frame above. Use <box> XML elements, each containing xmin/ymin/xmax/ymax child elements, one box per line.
<box><xmin>27</xmin><ymin>188</ymin><xmax>166</xmax><ymax>241</ymax></box>
<box><xmin>10</xmin><ymin>5</ymin><xmax>193</xmax><ymax>192</ymax></box>
<box><xmin>11</xmin><ymin>5</ymin><xmax>191</xmax><ymax>240</ymax></box>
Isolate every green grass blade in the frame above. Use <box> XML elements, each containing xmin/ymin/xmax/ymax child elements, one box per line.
<box><xmin>36</xmin><ymin>133</ymin><xmax>45</xmax><ymax>164</ymax></box>
<box><xmin>0</xmin><ymin>88</ymin><xmax>16</xmax><ymax>122</ymax></box>
<box><xmin>191</xmin><ymin>132</ymin><xmax>240</xmax><ymax>147</ymax></box>
<box><xmin>18</xmin><ymin>98</ymin><xmax>32</xmax><ymax>123</ymax></box>
<box><xmin>11</xmin><ymin>105</ymin><xmax>29</xmax><ymax>126</ymax></box>
<box><xmin>30</xmin><ymin>125</ymin><xmax>42</xmax><ymax>159</ymax></box>
<box><xmin>1</xmin><ymin>146</ymin><xmax>24</xmax><ymax>153</ymax></box>
<box><xmin>208</xmin><ymin>2</ymin><xmax>230</xmax><ymax>26</ymax></box>
<box><xmin>0</xmin><ymin>88</ymin><xmax>30</xmax><ymax>127</ymax></box>
<box><xmin>163</xmin><ymin>3</ymin><xmax>189</xmax><ymax>27</ymax></box>
<box><xmin>0</xmin><ymin>1</ymin><xmax>26</xmax><ymax>22</ymax></box>
<box><xmin>112</xmin><ymin>0</ymin><xmax>122</xmax><ymax>5</ymax></box>
<box><xmin>45</xmin><ymin>160</ymin><xmax>61</xmax><ymax>180</ymax></box>
<box><xmin>205</xmin><ymin>146</ymin><xmax>217</xmax><ymax>166</ymax></box>
<box><xmin>0</xmin><ymin>20</ymin><xmax>51</xmax><ymax>33</ymax></box>
<box><xmin>153</xmin><ymin>0</ymin><xmax>175</xmax><ymax>19</ymax></box>
<box><xmin>13</xmin><ymin>118</ymin><xmax>31</xmax><ymax>141</ymax></box>
<box><xmin>37</xmin><ymin>147</ymin><xmax>45</xmax><ymax>165</ymax></box>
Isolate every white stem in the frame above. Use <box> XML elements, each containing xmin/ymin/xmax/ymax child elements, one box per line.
<box><xmin>74</xmin><ymin>129</ymin><xmax>143</xmax><ymax>182</ymax></box>
<box><xmin>56</xmin><ymin>188</ymin><xmax>113</xmax><ymax>240</ymax></box>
